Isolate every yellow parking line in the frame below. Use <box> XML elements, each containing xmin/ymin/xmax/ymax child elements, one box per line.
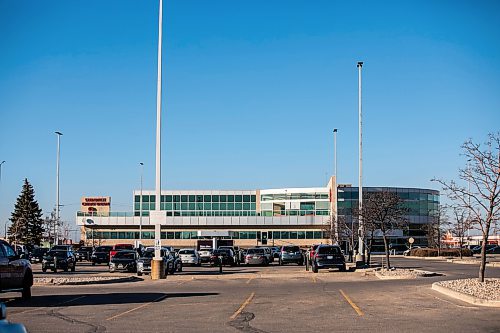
<box><xmin>312</xmin><ymin>276</ymin><xmax>317</xmax><ymax>283</ymax></box>
<box><xmin>246</xmin><ymin>277</ymin><xmax>254</xmax><ymax>284</ymax></box>
<box><xmin>339</xmin><ymin>289</ymin><xmax>363</xmax><ymax>316</ymax></box>
<box><xmin>106</xmin><ymin>295</ymin><xmax>167</xmax><ymax>321</ymax></box>
<box><xmin>230</xmin><ymin>292</ymin><xmax>255</xmax><ymax>320</ymax></box>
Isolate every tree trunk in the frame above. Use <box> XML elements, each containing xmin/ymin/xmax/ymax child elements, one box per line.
<box><xmin>479</xmin><ymin>220</ymin><xmax>491</xmax><ymax>282</ymax></box>
<box><xmin>367</xmin><ymin>231</ymin><xmax>374</xmax><ymax>267</ymax></box>
<box><xmin>382</xmin><ymin>233</ymin><xmax>391</xmax><ymax>271</ymax></box>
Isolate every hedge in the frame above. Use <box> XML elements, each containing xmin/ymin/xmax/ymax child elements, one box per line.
<box><xmin>410</xmin><ymin>248</ymin><xmax>472</xmax><ymax>257</ymax></box>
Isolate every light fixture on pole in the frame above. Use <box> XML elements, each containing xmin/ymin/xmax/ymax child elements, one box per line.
<box><xmin>0</xmin><ymin>161</ymin><xmax>5</xmax><ymax>185</ymax></box>
<box><xmin>55</xmin><ymin>131</ymin><xmax>63</xmax><ymax>246</ymax></box>
<box><xmin>356</xmin><ymin>61</ymin><xmax>365</xmax><ymax>267</ymax></box>
<box><xmin>139</xmin><ymin>162</ymin><xmax>144</xmax><ymax>245</ymax></box>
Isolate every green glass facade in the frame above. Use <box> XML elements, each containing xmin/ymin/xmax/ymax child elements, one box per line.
<box><xmin>134</xmin><ymin>194</ymin><xmax>257</xmax><ymax>217</ymax></box>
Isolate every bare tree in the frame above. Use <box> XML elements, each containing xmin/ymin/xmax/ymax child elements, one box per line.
<box><xmin>433</xmin><ymin>133</ymin><xmax>500</xmax><ymax>282</ymax></box>
<box><xmin>449</xmin><ymin>205</ymin><xmax>474</xmax><ymax>259</ymax></box>
<box><xmin>360</xmin><ymin>191</ymin><xmax>409</xmax><ymax>270</ymax></box>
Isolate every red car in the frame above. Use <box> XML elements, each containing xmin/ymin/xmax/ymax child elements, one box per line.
<box><xmin>109</xmin><ymin>244</ymin><xmax>134</xmax><ymax>260</ymax></box>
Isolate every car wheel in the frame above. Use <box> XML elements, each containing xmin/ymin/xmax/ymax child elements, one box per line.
<box><xmin>92</xmin><ymin>262</ymin><xmax>95</xmax><ymax>266</ymax></box>
<box><xmin>340</xmin><ymin>264</ymin><xmax>346</xmax><ymax>272</ymax></box>
<box><xmin>299</xmin><ymin>260</ymin><xmax>304</xmax><ymax>266</ymax></box>
<box><xmin>22</xmin><ymin>284</ymin><xmax>32</xmax><ymax>300</ymax></box>
<box><xmin>53</xmin><ymin>268</ymin><xmax>57</xmax><ymax>273</ymax></box>
<box><xmin>64</xmin><ymin>267</ymin><xmax>68</xmax><ymax>272</ymax></box>
<box><xmin>137</xmin><ymin>272</ymin><xmax>143</xmax><ymax>276</ymax></box>
<box><xmin>312</xmin><ymin>263</ymin><xmax>318</xmax><ymax>273</ymax></box>
<box><xmin>42</xmin><ymin>267</ymin><xmax>47</xmax><ymax>272</ymax></box>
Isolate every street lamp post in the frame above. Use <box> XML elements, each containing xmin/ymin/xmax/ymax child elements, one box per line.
<box><xmin>0</xmin><ymin>160</ymin><xmax>5</xmax><ymax>239</ymax></box>
<box><xmin>139</xmin><ymin>162</ymin><xmax>144</xmax><ymax>245</ymax></box>
<box><xmin>333</xmin><ymin>129</ymin><xmax>338</xmax><ymax>243</ymax></box>
<box><xmin>356</xmin><ymin>62</ymin><xmax>365</xmax><ymax>267</ymax></box>
<box><xmin>55</xmin><ymin>131</ymin><xmax>63</xmax><ymax>246</ymax></box>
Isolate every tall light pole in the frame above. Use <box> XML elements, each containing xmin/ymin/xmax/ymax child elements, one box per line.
<box><xmin>139</xmin><ymin>162</ymin><xmax>144</xmax><ymax>245</ymax></box>
<box><xmin>333</xmin><ymin>129</ymin><xmax>338</xmax><ymax>243</ymax></box>
<box><xmin>55</xmin><ymin>131</ymin><xmax>63</xmax><ymax>245</ymax></box>
<box><xmin>153</xmin><ymin>0</ymin><xmax>164</xmax><ymax>277</ymax></box>
<box><xmin>356</xmin><ymin>61</ymin><xmax>365</xmax><ymax>267</ymax></box>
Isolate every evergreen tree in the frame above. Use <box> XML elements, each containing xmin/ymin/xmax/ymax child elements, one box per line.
<box><xmin>8</xmin><ymin>179</ymin><xmax>44</xmax><ymax>245</ymax></box>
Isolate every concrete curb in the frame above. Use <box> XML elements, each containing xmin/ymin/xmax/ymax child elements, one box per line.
<box><xmin>34</xmin><ymin>276</ymin><xmax>141</xmax><ymax>286</ymax></box>
<box><xmin>431</xmin><ymin>282</ymin><xmax>500</xmax><ymax>307</ymax></box>
<box><xmin>374</xmin><ymin>269</ymin><xmax>440</xmax><ymax>280</ymax></box>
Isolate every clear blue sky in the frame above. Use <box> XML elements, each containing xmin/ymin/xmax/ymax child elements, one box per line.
<box><xmin>1</xmin><ymin>0</ymin><xmax>499</xmax><ymax>238</ymax></box>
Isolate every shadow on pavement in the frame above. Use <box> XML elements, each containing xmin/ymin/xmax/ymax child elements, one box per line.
<box><xmin>1</xmin><ymin>292</ymin><xmax>219</xmax><ymax>308</ymax></box>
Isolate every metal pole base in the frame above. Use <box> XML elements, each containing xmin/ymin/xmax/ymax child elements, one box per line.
<box><xmin>355</xmin><ymin>254</ymin><xmax>366</xmax><ymax>269</ymax></box>
<box><xmin>151</xmin><ymin>259</ymin><xmax>166</xmax><ymax>280</ymax></box>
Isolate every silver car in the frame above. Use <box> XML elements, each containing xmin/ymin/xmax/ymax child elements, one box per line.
<box><xmin>279</xmin><ymin>245</ymin><xmax>303</xmax><ymax>265</ymax></box>
<box><xmin>178</xmin><ymin>249</ymin><xmax>201</xmax><ymax>266</ymax></box>
<box><xmin>244</xmin><ymin>248</ymin><xmax>268</xmax><ymax>266</ymax></box>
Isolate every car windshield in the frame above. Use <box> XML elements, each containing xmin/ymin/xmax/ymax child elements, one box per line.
<box><xmin>179</xmin><ymin>250</ymin><xmax>195</xmax><ymax>255</ymax></box>
<box><xmin>79</xmin><ymin>247</ymin><xmax>93</xmax><ymax>251</ymax></box>
<box><xmin>95</xmin><ymin>246</ymin><xmax>112</xmax><ymax>252</ymax></box>
<box><xmin>247</xmin><ymin>248</ymin><xmax>264</xmax><ymax>254</ymax></box>
<box><xmin>213</xmin><ymin>250</ymin><xmax>229</xmax><ymax>256</ymax></box>
<box><xmin>283</xmin><ymin>246</ymin><xmax>300</xmax><ymax>252</ymax></box>
<box><xmin>114</xmin><ymin>252</ymin><xmax>135</xmax><ymax>259</ymax></box>
<box><xmin>47</xmin><ymin>251</ymin><xmax>67</xmax><ymax>258</ymax></box>
<box><xmin>318</xmin><ymin>246</ymin><xmax>340</xmax><ymax>255</ymax></box>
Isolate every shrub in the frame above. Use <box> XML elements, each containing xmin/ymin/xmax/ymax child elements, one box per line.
<box><xmin>410</xmin><ymin>248</ymin><xmax>472</xmax><ymax>257</ymax></box>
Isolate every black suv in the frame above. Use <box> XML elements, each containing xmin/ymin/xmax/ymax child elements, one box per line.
<box><xmin>91</xmin><ymin>246</ymin><xmax>113</xmax><ymax>265</ymax></box>
<box><xmin>109</xmin><ymin>250</ymin><xmax>137</xmax><ymax>273</ymax></box>
<box><xmin>309</xmin><ymin>245</ymin><xmax>346</xmax><ymax>273</ymax></box>
<box><xmin>0</xmin><ymin>240</ymin><xmax>33</xmax><ymax>299</ymax></box>
<box><xmin>29</xmin><ymin>247</ymin><xmax>49</xmax><ymax>263</ymax></box>
<box><xmin>42</xmin><ymin>250</ymin><xmax>76</xmax><ymax>272</ymax></box>
<box><xmin>75</xmin><ymin>246</ymin><xmax>94</xmax><ymax>261</ymax></box>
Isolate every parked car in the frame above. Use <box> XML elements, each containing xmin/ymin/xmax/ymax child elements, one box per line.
<box><xmin>109</xmin><ymin>250</ymin><xmax>138</xmax><ymax>273</ymax></box>
<box><xmin>210</xmin><ymin>249</ymin><xmax>236</xmax><ymax>266</ymax></box>
<box><xmin>109</xmin><ymin>244</ymin><xmax>134</xmax><ymax>260</ymax></box>
<box><xmin>91</xmin><ymin>246</ymin><xmax>113</xmax><ymax>265</ymax></box>
<box><xmin>486</xmin><ymin>245</ymin><xmax>500</xmax><ymax>254</ymax></box>
<box><xmin>244</xmin><ymin>248</ymin><xmax>268</xmax><ymax>266</ymax></box>
<box><xmin>136</xmin><ymin>249</ymin><xmax>179</xmax><ymax>276</ymax></box>
<box><xmin>279</xmin><ymin>245</ymin><xmax>303</xmax><ymax>265</ymax></box>
<box><xmin>473</xmin><ymin>244</ymin><xmax>497</xmax><ymax>254</ymax></box>
<box><xmin>218</xmin><ymin>246</ymin><xmax>241</xmax><ymax>265</ymax></box>
<box><xmin>198</xmin><ymin>249</ymin><xmax>213</xmax><ymax>263</ymax></box>
<box><xmin>309</xmin><ymin>244</ymin><xmax>346</xmax><ymax>273</ymax></box>
<box><xmin>144</xmin><ymin>247</ymin><xmax>183</xmax><ymax>272</ymax></box>
<box><xmin>75</xmin><ymin>246</ymin><xmax>94</xmax><ymax>261</ymax></box>
<box><xmin>29</xmin><ymin>247</ymin><xmax>49</xmax><ymax>263</ymax></box>
<box><xmin>0</xmin><ymin>240</ymin><xmax>33</xmax><ymax>300</ymax></box>
<box><xmin>12</xmin><ymin>244</ymin><xmax>30</xmax><ymax>259</ymax></box>
<box><xmin>0</xmin><ymin>303</ymin><xmax>28</xmax><ymax>333</ymax></box>
<box><xmin>51</xmin><ymin>245</ymin><xmax>76</xmax><ymax>260</ymax></box>
<box><xmin>270</xmin><ymin>246</ymin><xmax>281</xmax><ymax>259</ymax></box>
<box><xmin>42</xmin><ymin>250</ymin><xmax>76</xmax><ymax>272</ymax></box>
<box><xmin>256</xmin><ymin>246</ymin><xmax>273</xmax><ymax>263</ymax></box>
<box><xmin>178</xmin><ymin>249</ymin><xmax>201</xmax><ymax>266</ymax></box>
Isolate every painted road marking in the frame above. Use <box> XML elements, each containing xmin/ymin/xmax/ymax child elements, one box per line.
<box><xmin>246</xmin><ymin>277</ymin><xmax>254</xmax><ymax>284</ymax></box>
<box><xmin>312</xmin><ymin>276</ymin><xmax>317</xmax><ymax>283</ymax></box>
<box><xmin>106</xmin><ymin>295</ymin><xmax>167</xmax><ymax>321</ymax></box>
<box><xmin>339</xmin><ymin>289</ymin><xmax>364</xmax><ymax>316</ymax></box>
<box><xmin>230</xmin><ymin>292</ymin><xmax>255</xmax><ymax>320</ymax></box>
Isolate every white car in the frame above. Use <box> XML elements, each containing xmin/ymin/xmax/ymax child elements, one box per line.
<box><xmin>178</xmin><ymin>249</ymin><xmax>201</xmax><ymax>266</ymax></box>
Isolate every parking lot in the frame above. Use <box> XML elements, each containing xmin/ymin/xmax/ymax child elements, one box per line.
<box><xmin>1</xmin><ymin>257</ymin><xmax>499</xmax><ymax>332</ymax></box>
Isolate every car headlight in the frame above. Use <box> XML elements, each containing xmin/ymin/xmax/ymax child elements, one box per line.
<box><xmin>109</xmin><ymin>262</ymin><xmax>115</xmax><ymax>267</ymax></box>
<box><xmin>42</xmin><ymin>259</ymin><xmax>47</xmax><ymax>263</ymax></box>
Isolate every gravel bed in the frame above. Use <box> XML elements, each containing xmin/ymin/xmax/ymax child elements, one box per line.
<box><xmin>436</xmin><ymin>278</ymin><xmax>500</xmax><ymax>301</ymax></box>
<box><xmin>376</xmin><ymin>268</ymin><xmax>428</xmax><ymax>278</ymax></box>
<box><xmin>35</xmin><ymin>276</ymin><xmax>132</xmax><ymax>285</ymax></box>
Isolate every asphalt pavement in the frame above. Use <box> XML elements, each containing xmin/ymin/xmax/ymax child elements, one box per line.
<box><xmin>1</xmin><ymin>257</ymin><xmax>499</xmax><ymax>333</ymax></box>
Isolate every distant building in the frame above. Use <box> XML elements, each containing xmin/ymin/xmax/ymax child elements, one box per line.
<box><xmin>76</xmin><ymin>177</ymin><xmax>439</xmax><ymax>250</ymax></box>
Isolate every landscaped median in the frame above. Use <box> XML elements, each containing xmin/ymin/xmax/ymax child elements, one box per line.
<box><xmin>34</xmin><ymin>276</ymin><xmax>141</xmax><ymax>286</ymax></box>
<box><xmin>432</xmin><ymin>278</ymin><xmax>500</xmax><ymax>307</ymax></box>
<box><xmin>375</xmin><ymin>268</ymin><xmax>440</xmax><ymax>280</ymax></box>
